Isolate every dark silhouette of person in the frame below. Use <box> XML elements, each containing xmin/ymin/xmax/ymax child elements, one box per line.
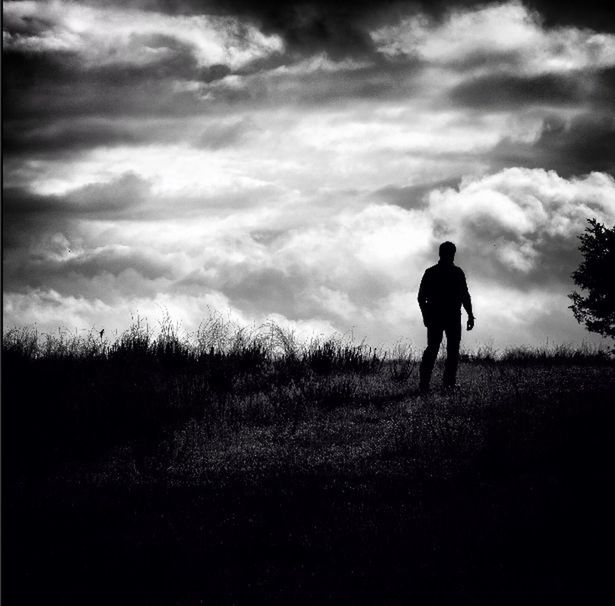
<box><xmin>418</xmin><ymin>241</ymin><xmax>474</xmax><ymax>392</ymax></box>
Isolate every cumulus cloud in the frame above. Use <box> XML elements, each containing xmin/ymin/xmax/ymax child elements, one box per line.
<box><xmin>491</xmin><ymin>112</ymin><xmax>615</xmax><ymax>176</ymax></box>
<box><xmin>426</xmin><ymin>169</ymin><xmax>615</xmax><ymax>281</ymax></box>
<box><xmin>4</xmin><ymin>164</ymin><xmax>615</xmax><ymax>348</ymax></box>
<box><xmin>371</xmin><ymin>2</ymin><xmax>615</xmax><ymax>74</ymax></box>
<box><xmin>3</xmin><ymin>0</ymin><xmax>284</xmax><ymax>69</ymax></box>
<box><xmin>4</xmin><ymin>1</ymin><xmax>615</xmax><ymax>349</ymax></box>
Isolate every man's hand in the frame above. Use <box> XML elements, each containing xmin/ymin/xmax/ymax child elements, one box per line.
<box><xmin>466</xmin><ymin>315</ymin><xmax>475</xmax><ymax>331</ymax></box>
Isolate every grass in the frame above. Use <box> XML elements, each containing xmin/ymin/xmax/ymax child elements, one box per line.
<box><xmin>3</xmin><ymin>314</ymin><xmax>414</xmax><ymax>475</ymax></box>
<box><xmin>3</xmin><ymin>314</ymin><xmax>614</xmax><ymax>605</ymax></box>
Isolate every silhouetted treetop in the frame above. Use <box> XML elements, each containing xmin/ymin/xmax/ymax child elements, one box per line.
<box><xmin>569</xmin><ymin>218</ymin><xmax>615</xmax><ymax>339</ymax></box>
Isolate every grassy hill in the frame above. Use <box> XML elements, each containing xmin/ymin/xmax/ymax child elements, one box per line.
<box><xmin>3</xmin><ymin>318</ymin><xmax>614</xmax><ymax>605</ymax></box>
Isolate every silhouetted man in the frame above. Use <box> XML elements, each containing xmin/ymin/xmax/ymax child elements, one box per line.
<box><xmin>418</xmin><ymin>241</ymin><xmax>474</xmax><ymax>392</ymax></box>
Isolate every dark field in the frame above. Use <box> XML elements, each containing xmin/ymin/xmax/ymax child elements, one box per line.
<box><xmin>3</xmin><ymin>320</ymin><xmax>614</xmax><ymax>605</ymax></box>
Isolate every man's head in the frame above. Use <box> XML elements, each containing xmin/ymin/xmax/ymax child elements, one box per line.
<box><xmin>439</xmin><ymin>241</ymin><xmax>456</xmax><ymax>263</ymax></box>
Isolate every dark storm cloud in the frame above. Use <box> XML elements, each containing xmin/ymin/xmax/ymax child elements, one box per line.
<box><xmin>3</xmin><ymin>176</ymin><xmax>171</xmax><ymax>299</ymax></box>
<box><xmin>2</xmin><ymin>56</ymin><xmax>421</xmax><ymax>158</ymax></box>
<box><xmin>436</xmin><ymin>48</ymin><xmax>524</xmax><ymax>72</ymax></box>
<box><xmin>374</xmin><ymin>177</ymin><xmax>462</xmax><ymax>210</ymax></box>
<box><xmin>4</xmin><ymin>173</ymin><xmax>150</xmax><ymax>220</ymax></box>
<box><xmin>175</xmin><ymin>244</ymin><xmax>397</xmax><ymax>322</ymax></box>
<box><xmin>3</xmin><ymin>252</ymin><xmax>175</xmax><ymax>304</ymax></box>
<box><xmin>459</xmin><ymin>226</ymin><xmax>585</xmax><ymax>290</ymax></box>
<box><xmin>250</xmin><ymin>59</ymin><xmax>424</xmax><ymax>106</ymax></box>
<box><xmin>450</xmin><ymin>72</ymin><xmax>587</xmax><ymax>109</ymax></box>
<box><xmin>528</xmin><ymin>0</ymin><xmax>615</xmax><ymax>32</ymax></box>
<box><xmin>2</xmin><ymin>46</ymin><xmax>229</xmax><ymax>121</ymax></box>
<box><xmin>3</xmin><ymin>39</ymin><xmax>231</xmax><ymax>89</ymax></box>
<box><xmin>593</xmin><ymin>66</ymin><xmax>615</xmax><ymax>110</ymax></box>
<box><xmin>3</xmin><ymin>175</ymin><xmax>173</xmax><ymax>299</ymax></box>
<box><xmin>3</xmin><ymin>119</ymin><xmax>142</xmax><ymax>156</ymax></box>
<box><xmin>5</xmin><ymin>247</ymin><xmax>174</xmax><ymax>290</ymax></box>
<box><xmin>491</xmin><ymin>113</ymin><xmax>615</xmax><ymax>176</ymax></box>
<box><xmin>58</xmin><ymin>249</ymin><xmax>174</xmax><ymax>282</ymax></box>
<box><xmin>5</xmin><ymin>0</ymin><xmax>613</xmax><ymax>159</ymax></box>
<box><xmin>88</xmin><ymin>1</ymin><xmax>615</xmax><ymax>53</ymax></box>
<box><xmin>3</xmin><ymin>173</ymin><xmax>151</xmax><ymax>256</ymax></box>
<box><xmin>196</xmin><ymin>117</ymin><xmax>260</xmax><ymax>149</ymax></box>
<box><xmin>92</xmin><ymin>0</ymin><xmax>389</xmax><ymax>59</ymax></box>
<box><xmin>175</xmin><ymin>265</ymin><xmax>308</xmax><ymax>320</ymax></box>
<box><xmin>218</xmin><ymin>267</ymin><xmax>308</xmax><ymax>318</ymax></box>
<box><xmin>4</xmin><ymin>114</ymin><xmax>248</xmax><ymax>157</ymax></box>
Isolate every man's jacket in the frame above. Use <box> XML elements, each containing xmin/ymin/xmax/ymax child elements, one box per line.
<box><xmin>418</xmin><ymin>261</ymin><xmax>472</xmax><ymax>323</ymax></box>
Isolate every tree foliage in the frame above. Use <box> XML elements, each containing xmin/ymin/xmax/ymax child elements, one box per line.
<box><xmin>569</xmin><ymin>218</ymin><xmax>615</xmax><ymax>339</ymax></box>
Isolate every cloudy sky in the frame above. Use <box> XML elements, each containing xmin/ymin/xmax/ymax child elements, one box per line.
<box><xmin>3</xmin><ymin>0</ymin><xmax>615</xmax><ymax>349</ymax></box>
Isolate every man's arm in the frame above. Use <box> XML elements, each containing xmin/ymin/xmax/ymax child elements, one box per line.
<box><xmin>460</xmin><ymin>270</ymin><xmax>474</xmax><ymax>330</ymax></box>
<box><xmin>418</xmin><ymin>271</ymin><xmax>429</xmax><ymax>327</ymax></box>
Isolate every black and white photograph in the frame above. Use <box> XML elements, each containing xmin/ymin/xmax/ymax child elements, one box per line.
<box><xmin>3</xmin><ymin>0</ymin><xmax>615</xmax><ymax>603</ymax></box>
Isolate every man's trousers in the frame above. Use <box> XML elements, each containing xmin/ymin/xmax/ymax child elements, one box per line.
<box><xmin>419</xmin><ymin>316</ymin><xmax>462</xmax><ymax>389</ymax></box>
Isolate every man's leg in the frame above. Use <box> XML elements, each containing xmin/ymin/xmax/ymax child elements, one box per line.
<box><xmin>419</xmin><ymin>324</ymin><xmax>443</xmax><ymax>391</ymax></box>
<box><xmin>443</xmin><ymin>318</ymin><xmax>462</xmax><ymax>387</ymax></box>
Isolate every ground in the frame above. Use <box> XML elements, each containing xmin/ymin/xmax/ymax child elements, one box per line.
<box><xmin>3</xmin><ymin>349</ymin><xmax>614</xmax><ymax>605</ymax></box>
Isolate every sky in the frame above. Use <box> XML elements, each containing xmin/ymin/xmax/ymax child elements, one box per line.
<box><xmin>3</xmin><ymin>0</ymin><xmax>615</xmax><ymax>350</ymax></box>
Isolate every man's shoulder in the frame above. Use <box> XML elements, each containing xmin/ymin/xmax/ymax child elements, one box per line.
<box><xmin>424</xmin><ymin>263</ymin><xmax>467</xmax><ymax>278</ymax></box>
<box><xmin>421</xmin><ymin>265</ymin><xmax>438</xmax><ymax>282</ymax></box>
<box><xmin>431</xmin><ymin>264</ymin><xmax>467</xmax><ymax>281</ymax></box>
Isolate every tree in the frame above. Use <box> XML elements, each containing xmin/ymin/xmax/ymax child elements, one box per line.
<box><xmin>569</xmin><ymin>218</ymin><xmax>615</xmax><ymax>339</ymax></box>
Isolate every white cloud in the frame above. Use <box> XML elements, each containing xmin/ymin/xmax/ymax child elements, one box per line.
<box><xmin>428</xmin><ymin>169</ymin><xmax>615</xmax><ymax>271</ymax></box>
<box><xmin>2</xmin><ymin>287</ymin><xmax>341</xmax><ymax>346</ymax></box>
<box><xmin>8</xmin><ymin>166</ymin><xmax>614</xmax><ymax>349</ymax></box>
<box><xmin>3</xmin><ymin>0</ymin><xmax>283</xmax><ymax>69</ymax></box>
<box><xmin>270</xmin><ymin>53</ymin><xmax>371</xmax><ymax>75</ymax></box>
<box><xmin>371</xmin><ymin>1</ymin><xmax>615</xmax><ymax>75</ymax></box>
<box><xmin>15</xmin><ymin>104</ymin><xmax>507</xmax><ymax>203</ymax></box>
